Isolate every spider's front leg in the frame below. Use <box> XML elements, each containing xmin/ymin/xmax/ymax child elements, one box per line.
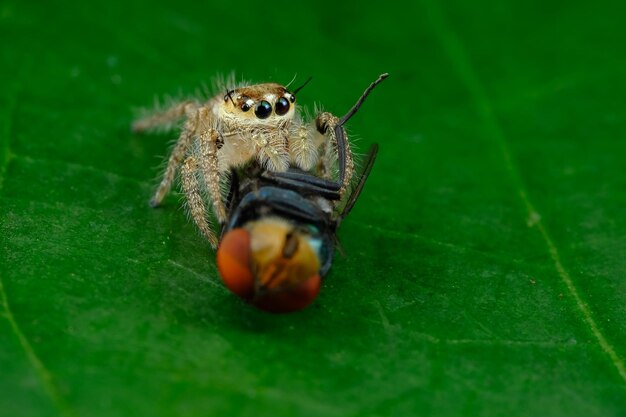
<box><xmin>196</xmin><ymin>107</ymin><xmax>227</xmax><ymax>223</ymax></box>
<box><xmin>180</xmin><ymin>155</ymin><xmax>218</xmax><ymax>248</ymax></box>
<box><xmin>314</xmin><ymin>112</ymin><xmax>354</xmax><ymax>197</ymax></box>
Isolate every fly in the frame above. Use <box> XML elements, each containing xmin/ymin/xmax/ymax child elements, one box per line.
<box><xmin>216</xmin><ymin>74</ymin><xmax>387</xmax><ymax>313</ymax></box>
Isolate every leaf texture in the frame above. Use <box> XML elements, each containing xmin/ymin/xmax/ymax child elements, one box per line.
<box><xmin>1</xmin><ymin>1</ymin><xmax>625</xmax><ymax>416</ymax></box>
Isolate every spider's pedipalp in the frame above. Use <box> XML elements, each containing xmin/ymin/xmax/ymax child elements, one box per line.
<box><xmin>288</xmin><ymin>122</ymin><xmax>319</xmax><ymax>171</ymax></box>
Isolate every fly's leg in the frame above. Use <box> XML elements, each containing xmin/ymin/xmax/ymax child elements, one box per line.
<box><xmin>181</xmin><ymin>155</ymin><xmax>218</xmax><ymax>248</ymax></box>
<box><xmin>314</xmin><ymin>73</ymin><xmax>389</xmax><ymax>196</ymax></box>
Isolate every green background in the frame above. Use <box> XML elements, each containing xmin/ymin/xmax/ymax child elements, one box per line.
<box><xmin>1</xmin><ymin>0</ymin><xmax>626</xmax><ymax>416</ymax></box>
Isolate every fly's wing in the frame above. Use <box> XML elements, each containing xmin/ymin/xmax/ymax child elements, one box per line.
<box><xmin>337</xmin><ymin>143</ymin><xmax>378</xmax><ymax>224</ymax></box>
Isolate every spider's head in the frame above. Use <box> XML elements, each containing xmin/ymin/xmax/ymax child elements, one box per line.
<box><xmin>220</xmin><ymin>77</ymin><xmax>312</xmax><ymax>127</ymax></box>
<box><xmin>222</xmin><ymin>83</ymin><xmax>297</xmax><ymax>125</ymax></box>
<box><xmin>216</xmin><ymin>217</ymin><xmax>323</xmax><ymax>313</ymax></box>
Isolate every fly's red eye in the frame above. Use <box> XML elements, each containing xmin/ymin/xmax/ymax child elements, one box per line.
<box><xmin>216</xmin><ymin>228</ymin><xmax>254</xmax><ymax>299</ymax></box>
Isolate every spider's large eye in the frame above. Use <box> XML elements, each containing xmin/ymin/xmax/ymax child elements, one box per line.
<box><xmin>275</xmin><ymin>97</ymin><xmax>290</xmax><ymax>116</ymax></box>
<box><xmin>254</xmin><ymin>100</ymin><xmax>272</xmax><ymax>119</ymax></box>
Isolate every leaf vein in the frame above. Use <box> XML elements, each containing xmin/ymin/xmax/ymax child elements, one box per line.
<box><xmin>0</xmin><ymin>277</ymin><xmax>75</xmax><ymax>417</ymax></box>
<box><xmin>0</xmin><ymin>66</ymin><xmax>75</xmax><ymax>415</ymax></box>
<box><xmin>167</xmin><ymin>259</ymin><xmax>221</xmax><ymax>287</ymax></box>
<box><xmin>424</xmin><ymin>0</ymin><xmax>626</xmax><ymax>385</ymax></box>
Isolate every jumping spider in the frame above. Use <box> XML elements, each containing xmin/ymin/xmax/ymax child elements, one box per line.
<box><xmin>132</xmin><ymin>74</ymin><xmax>388</xmax><ymax>248</ymax></box>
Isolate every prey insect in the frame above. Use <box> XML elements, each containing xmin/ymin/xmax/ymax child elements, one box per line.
<box><xmin>215</xmin><ymin>74</ymin><xmax>387</xmax><ymax>312</ymax></box>
<box><xmin>133</xmin><ymin>74</ymin><xmax>372</xmax><ymax>248</ymax></box>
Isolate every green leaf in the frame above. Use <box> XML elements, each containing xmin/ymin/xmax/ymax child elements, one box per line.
<box><xmin>1</xmin><ymin>0</ymin><xmax>625</xmax><ymax>416</ymax></box>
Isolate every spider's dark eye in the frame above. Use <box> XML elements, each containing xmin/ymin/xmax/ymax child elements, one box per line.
<box><xmin>275</xmin><ymin>97</ymin><xmax>290</xmax><ymax>116</ymax></box>
<box><xmin>241</xmin><ymin>102</ymin><xmax>251</xmax><ymax>112</ymax></box>
<box><xmin>254</xmin><ymin>100</ymin><xmax>272</xmax><ymax>119</ymax></box>
<box><xmin>289</xmin><ymin>94</ymin><xmax>296</xmax><ymax>103</ymax></box>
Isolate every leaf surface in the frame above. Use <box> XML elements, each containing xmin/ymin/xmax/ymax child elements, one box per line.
<box><xmin>1</xmin><ymin>1</ymin><xmax>625</xmax><ymax>416</ymax></box>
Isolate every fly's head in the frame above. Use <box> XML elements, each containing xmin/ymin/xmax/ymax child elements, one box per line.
<box><xmin>216</xmin><ymin>217</ymin><xmax>323</xmax><ymax>313</ymax></box>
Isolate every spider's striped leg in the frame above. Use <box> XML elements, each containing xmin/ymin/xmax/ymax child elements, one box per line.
<box><xmin>148</xmin><ymin>114</ymin><xmax>198</xmax><ymax>208</ymax></box>
<box><xmin>196</xmin><ymin>110</ymin><xmax>227</xmax><ymax>223</ymax></box>
<box><xmin>180</xmin><ymin>155</ymin><xmax>218</xmax><ymax>248</ymax></box>
<box><xmin>314</xmin><ymin>112</ymin><xmax>354</xmax><ymax>198</ymax></box>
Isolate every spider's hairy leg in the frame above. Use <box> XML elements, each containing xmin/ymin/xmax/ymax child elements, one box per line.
<box><xmin>181</xmin><ymin>156</ymin><xmax>218</xmax><ymax>248</ymax></box>
<box><xmin>314</xmin><ymin>112</ymin><xmax>354</xmax><ymax>196</ymax></box>
<box><xmin>315</xmin><ymin>133</ymin><xmax>335</xmax><ymax>179</ymax></box>
<box><xmin>132</xmin><ymin>100</ymin><xmax>199</xmax><ymax>133</ymax></box>
<box><xmin>197</xmin><ymin>108</ymin><xmax>227</xmax><ymax>223</ymax></box>
<box><xmin>149</xmin><ymin>114</ymin><xmax>198</xmax><ymax>207</ymax></box>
